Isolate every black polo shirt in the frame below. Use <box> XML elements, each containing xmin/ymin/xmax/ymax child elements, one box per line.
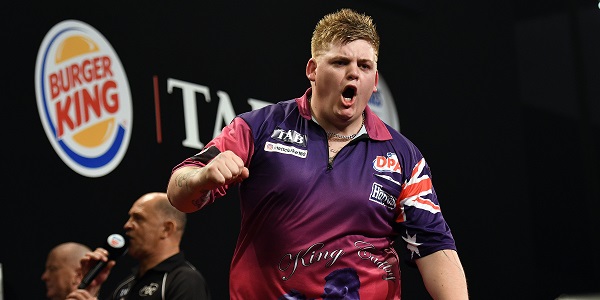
<box><xmin>108</xmin><ymin>252</ymin><xmax>211</xmax><ymax>300</ymax></box>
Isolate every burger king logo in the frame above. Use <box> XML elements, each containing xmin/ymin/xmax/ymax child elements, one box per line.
<box><xmin>35</xmin><ymin>20</ymin><xmax>132</xmax><ymax>177</ymax></box>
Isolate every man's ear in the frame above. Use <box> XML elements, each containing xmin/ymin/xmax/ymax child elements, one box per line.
<box><xmin>373</xmin><ymin>70</ymin><xmax>379</xmax><ymax>93</ymax></box>
<box><xmin>162</xmin><ymin>220</ymin><xmax>176</xmax><ymax>238</ymax></box>
<box><xmin>73</xmin><ymin>267</ymin><xmax>83</xmax><ymax>285</ymax></box>
<box><xmin>306</xmin><ymin>58</ymin><xmax>317</xmax><ymax>82</ymax></box>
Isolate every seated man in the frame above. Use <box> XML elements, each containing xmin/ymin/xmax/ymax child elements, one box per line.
<box><xmin>41</xmin><ymin>242</ymin><xmax>91</xmax><ymax>300</ymax></box>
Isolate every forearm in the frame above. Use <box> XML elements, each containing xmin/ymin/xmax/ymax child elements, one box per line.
<box><xmin>415</xmin><ymin>249</ymin><xmax>469</xmax><ymax>300</ymax></box>
<box><xmin>167</xmin><ymin>166</ymin><xmax>211</xmax><ymax>213</ymax></box>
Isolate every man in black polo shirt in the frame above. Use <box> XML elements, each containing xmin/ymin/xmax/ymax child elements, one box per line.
<box><xmin>66</xmin><ymin>192</ymin><xmax>211</xmax><ymax>300</ymax></box>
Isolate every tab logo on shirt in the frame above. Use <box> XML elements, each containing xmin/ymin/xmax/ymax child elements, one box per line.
<box><xmin>271</xmin><ymin>128</ymin><xmax>307</xmax><ymax>147</ymax></box>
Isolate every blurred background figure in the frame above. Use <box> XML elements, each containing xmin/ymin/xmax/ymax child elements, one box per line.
<box><xmin>66</xmin><ymin>192</ymin><xmax>211</xmax><ymax>300</ymax></box>
<box><xmin>41</xmin><ymin>242</ymin><xmax>91</xmax><ymax>300</ymax></box>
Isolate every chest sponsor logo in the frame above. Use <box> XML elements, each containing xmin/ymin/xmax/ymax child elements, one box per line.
<box><xmin>373</xmin><ymin>152</ymin><xmax>402</xmax><ymax>174</ymax></box>
<box><xmin>369</xmin><ymin>182</ymin><xmax>396</xmax><ymax>210</ymax></box>
<box><xmin>139</xmin><ymin>282</ymin><xmax>159</xmax><ymax>296</ymax></box>
<box><xmin>271</xmin><ymin>128</ymin><xmax>307</xmax><ymax>147</ymax></box>
<box><xmin>264</xmin><ymin>141</ymin><xmax>307</xmax><ymax>158</ymax></box>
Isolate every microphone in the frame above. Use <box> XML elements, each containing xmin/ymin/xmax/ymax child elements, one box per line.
<box><xmin>78</xmin><ymin>233</ymin><xmax>128</xmax><ymax>289</ymax></box>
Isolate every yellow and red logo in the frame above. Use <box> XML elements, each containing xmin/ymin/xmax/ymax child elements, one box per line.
<box><xmin>35</xmin><ymin>20</ymin><xmax>132</xmax><ymax>177</ymax></box>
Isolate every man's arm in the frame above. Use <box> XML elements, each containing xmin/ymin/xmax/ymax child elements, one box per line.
<box><xmin>66</xmin><ymin>248</ymin><xmax>114</xmax><ymax>300</ymax></box>
<box><xmin>415</xmin><ymin>249</ymin><xmax>469</xmax><ymax>299</ymax></box>
<box><xmin>167</xmin><ymin>150</ymin><xmax>249</xmax><ymax>213</ymax></box>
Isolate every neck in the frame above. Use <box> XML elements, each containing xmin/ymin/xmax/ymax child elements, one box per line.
<box><xmin>137</xmin><ymin>246</ymin><xmax>179</xmax><ymax>277</ymax></box>
<box><xmin>307</xmin><ymin>95</ymin><xmax>365</xmax><ymax>140</ymax></box>
<box><xmin>326</xmin><ymin>112</ymin><xmax>365</xmax><ymax>141</ymax></box>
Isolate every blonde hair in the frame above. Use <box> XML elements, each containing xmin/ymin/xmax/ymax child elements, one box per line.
<box><xmin>311</xmin><ymin>8</ymin><xmax>380</xmax><ymax>61</ymax></box>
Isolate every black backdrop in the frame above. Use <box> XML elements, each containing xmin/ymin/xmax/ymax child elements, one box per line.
<box><xmin>1</xmin><ymin>1</ymin><xmax>599</xmax><ymax>299</ymax></box>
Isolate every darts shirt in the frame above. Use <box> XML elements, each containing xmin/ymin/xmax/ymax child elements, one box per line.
<box><xmin>173</xmin><ymin>88</ymin><xmax>456</xmax><ymax>299</ymax></box>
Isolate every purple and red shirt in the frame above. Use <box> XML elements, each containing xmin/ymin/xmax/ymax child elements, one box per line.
<box><xmin>173</xmin><ymin>88</ymin><xmax>456</xmax><ymax>299</ymax></box>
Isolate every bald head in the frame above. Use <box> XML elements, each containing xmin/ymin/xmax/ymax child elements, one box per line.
<box><xmin>53</xmin><ymin>242</ymin><xmax>90</xmax><ymax>263</ymax></box>
<box><xmin>124</xmin><ymin>192</ymin><xmax>188</xmax><ymax>267</ymax></box>
<box><xmin>42</xmin><ymin>242</ymin><xmax>91</xmax><ymax>300</ymax></box>
<box><xmin>137</xmin><ymin>192</ymin><xmax>187</xmax><ymax>234</ymax></box>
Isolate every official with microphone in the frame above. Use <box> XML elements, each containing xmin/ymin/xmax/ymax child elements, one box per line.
<box><xmin>66</xmin><ymin>192</ymin><xmax>211</xmax><ymax>300</ymax></box>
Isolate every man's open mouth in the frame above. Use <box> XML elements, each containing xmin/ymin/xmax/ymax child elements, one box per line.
<box><xmin>342</xmin><ymin>86</ymin><xmax>356</xmax><ymax>101</ymax></box>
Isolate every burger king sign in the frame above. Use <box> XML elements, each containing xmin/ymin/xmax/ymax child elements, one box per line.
<box><xmin>35</xmin><ymin>20</ymin><xmax>132</xmax><ymax>178</ymax></box>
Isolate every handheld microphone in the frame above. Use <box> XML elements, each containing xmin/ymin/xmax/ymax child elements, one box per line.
<box><xmin>78</xmin><ymin>233</ymin><xmax>128</xmax><ymax>289</ymax></box>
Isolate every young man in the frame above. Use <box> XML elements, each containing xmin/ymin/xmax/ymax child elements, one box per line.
<box><xmin>167</xmin><ymin>8</ymin><xmax>468</xmax><ymax>299</ymax></box>
<box><xmin>66</xmin><ymin>192</ymin><xmax>211</xmax><ymax>300</ymax></box>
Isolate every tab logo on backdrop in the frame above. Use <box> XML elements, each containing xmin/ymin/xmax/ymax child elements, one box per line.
<box><xmin>35</xmin><ymin>20</ymin><xmax>132</xmax><ymax>177</ymax></box>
